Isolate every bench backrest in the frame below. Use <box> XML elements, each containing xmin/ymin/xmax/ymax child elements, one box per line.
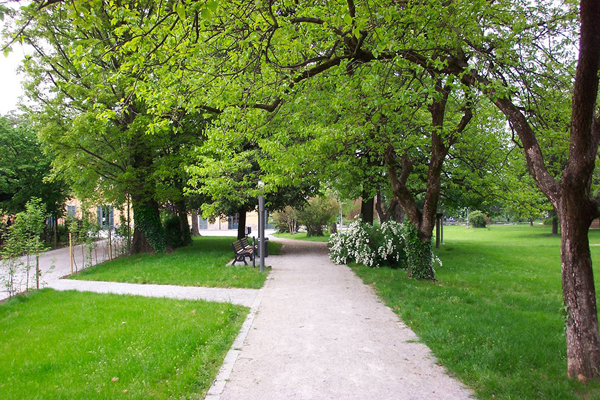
<box><xmin>231</xmin><ymin>240</ymin><xmax>244</xmax><ymax>253</ymax></box>
<box><xmin>240</xmin><ymin>237</ymin><xmax>250</xmax><ymax>248</ymax></box>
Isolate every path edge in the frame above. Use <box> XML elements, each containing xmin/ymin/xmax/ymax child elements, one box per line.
<box><xmin>204</xmin><ymin>273</ymin><xmax>271</xmax><ymax>399</ymax></box>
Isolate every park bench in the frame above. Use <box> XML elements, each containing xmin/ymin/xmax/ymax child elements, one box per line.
<box><xmin>230</xmin><ymin>238</ymin><xmax>255</xmax><ymax>266</ymax></box>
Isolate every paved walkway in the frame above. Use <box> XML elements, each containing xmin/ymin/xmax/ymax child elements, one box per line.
<box><xmin>48</xmin><ymin>279</ymin><xmax>258</xmax><ymax>307</ymax></box>
<box><xmin>207</xmin><ymin>239</ymin><xmax>473</xmax><ymax>400</ymax></box>
<box><xmin>0</xmin><ymin>238</ymin><xmax>119</xmax><ymax>302</ymax></box>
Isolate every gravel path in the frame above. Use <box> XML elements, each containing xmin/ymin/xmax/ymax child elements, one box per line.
<box><xmin>208</xmin><ymin>239</ymin><xmax>473</xmax><ymax>400</ymax></box>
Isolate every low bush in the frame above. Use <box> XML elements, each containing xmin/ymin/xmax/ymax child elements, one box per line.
<box><xmin>297</xmin><ymin>197</ymin><xmax>338</xmax><ymax>237</ymax></box>
<box><xmin>163</xmin><ymin>215</ymin><xmax>184</xmax><ymax>249</ymax></box>
<box><xmin>469</xmin><ymin>210</ymin><xmax>488</xmax><ymax>228</ymax></box>
<box><xmin>271</xmin><ymin>206</ymin><xmax>297</xmax><ymax>234</ymax></box>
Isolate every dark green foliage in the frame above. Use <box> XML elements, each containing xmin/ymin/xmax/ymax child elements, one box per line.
<box><xmin>164</xmin><ymin>215</ymin><xmax>184</xmax><ymax>249</ymax></box>
<box><xmin>0</xmin><ymin>115</ymin><xmax>68</xmax><ymax>216</ymax></box>
<box><xmin>402</xmin><ymin>222</ymin><xmax>436</xmax><ymax>280</ymax></box>
<box><xmin>469</xmin><ymin>210</ymin><xmax>488</xmax><ymax>228</ymax></box>
<box><xmin>133</xmin><ymin>202</ymin><xmax>166</xmax><ymax>253</ymax></box>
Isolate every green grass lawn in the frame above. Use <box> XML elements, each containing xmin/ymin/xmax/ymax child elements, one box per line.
<box><xmin>351</xmin><ymin>224</ymin><xmax>600</xmax><ymax>400</ymax></box>
<box><xmin>0</xmin><ymin>289</ymin><xmax>247</xmax><ymax>399</ymax></box>
<box><xmin>70</xmin><ymin>236</ymin><xmax>282</xmax><ymax>289</ymax></box>
<box><xmin>273</xmin><ymin>231</ymin><xmax>330</xmax><ymax>242</ymax></box>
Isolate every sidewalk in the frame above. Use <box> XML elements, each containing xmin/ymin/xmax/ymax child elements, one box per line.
<box><xmin>0</xmin><ymin>239</ymin><xmax>116</xmax><ymax>302</ymax></box>
<box><xmin>208</xmin><ymin>239</ymin><xmax>473</xmax><ymax>399</ymax></box>
<box><xmin>48</xmin><ymin>279</ymin><xmax>258</xmax><ymax>307</ymax></box>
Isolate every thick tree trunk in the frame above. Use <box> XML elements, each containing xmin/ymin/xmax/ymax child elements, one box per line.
<box><xmin>361</xmin><ymin>197</ymin><xmax>374</xmax><ymax>224</ymax></box>
<box><xmin>560</xmin><ymin>198</ymin><xmax>600</xmax><ymax>380</ymax></box>
<box><xmin>191</xmin><ymin>212</ymin><xmax>200</xmax><ymax>236</ymax></box>
<box><xmin>130</xmin><ymin>196</ymin><xmax>169</xmax><ymax>254</ymax></box>
<box><xmin>131</xmin><ymin>226</ymin><xmax>156</xmax><ymax>254</ymax></box>
<box><xmin>237</xmin><ymin>208</ymin><xmax>247</xmax><ymax>240</ymax></box>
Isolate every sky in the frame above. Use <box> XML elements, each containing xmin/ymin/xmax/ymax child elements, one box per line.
<box><xmin>1</xmin><ymin>1</ymin><xmax>29</xmax><ymax>115</ymax></box>
<box><xmin>0</xmin><ymin>43</ymin><xmax>26</xmax><ymax>114</ymax></box>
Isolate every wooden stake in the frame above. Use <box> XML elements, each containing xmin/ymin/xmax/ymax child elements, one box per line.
<box><xmin>69</xmin><ymin>232</ymin><xmax>73</xmax><ymax>275</ymax></box>
<box><xmin>109</xmin><ymin>230</ymin><xmax>113</xmax><ymax>261</ymax></box>
<box><xmin>36</xmin><ymin>256</ymin><xmax>40</xmax><ymax>290</ymax></box>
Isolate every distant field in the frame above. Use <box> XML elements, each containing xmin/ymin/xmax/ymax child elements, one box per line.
<box><xmin>273</xmin><ymin>232</ymin><xmax>330</xmax><ymax>242</ymax></box>
<box><xmin>352</xmin><ymin>224</ymin><xmax>600</xmax><ymax>399</ymax></box>
<box><xmin>71</xmin><ymin>236</ymin><xmax>282</xmax><ymax>289</ymax></box>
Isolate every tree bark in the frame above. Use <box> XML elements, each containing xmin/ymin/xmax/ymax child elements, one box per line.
<box><xmin>552</xmin><ymin>215</ymin><xmax>559</xmax><ymax>236</ymax></box>
<box><xmin>560</xmin><ymin>194</ymin><xmax>600</xmax><ymax>380</ymax></box>
<box><xmin>361</xmin><ymin>196</ymin><xmax>374</xmax><ymax>224</ymax></box>
<box><xmin>375</xmin><ymin>191</ymin><xmax>399</xmax><ymax>223</ymax></box>
<box><xmin>394</xmin><ymin>202</ymin><xmax>405</xmax><ymax>223</ymax></box>
<box><xmin>191</xmin><ymin>211</ymin><xmax>200</xmax><ymax>236</ymax></box>
<box><xmin>237</xmin><ymin>208</ymin><xmax>247</xmax><ymax>240</ymax></box>
<box><xmin>131</xmin><ymin>225</ymin><xmax>156</xmax><ymax>254</ymax></box>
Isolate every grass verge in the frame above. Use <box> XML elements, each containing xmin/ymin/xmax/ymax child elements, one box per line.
<box><xmin>0</xmin><ymin>289</ymin><xmax>247</xmax><ymax>399</ymax></box>
<box><xmin>273</xmin><ymin>232</ymin><xmax>330</xmax><ymax>242</ymax></box>
<box><xmin>70</xmin><ymin>236</ymin><xmax>282</xmax><ymax>289</ymax></box>
<box><xmin>351</xmin><ymin>224</ymin><xmax>600</xmax><ymax>399</ymax></box>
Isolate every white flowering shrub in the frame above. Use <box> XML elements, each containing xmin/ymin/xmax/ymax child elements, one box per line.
<box><xmin>328</xmin><ymin>220</ymin><xmax>406</xmax><ymax>268</ymax></box>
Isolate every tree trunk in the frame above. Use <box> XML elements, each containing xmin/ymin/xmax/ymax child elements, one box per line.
<box><xmin>130</xmin><ymin>196</ymin><xmax>169</xmax><ymax>254</ymax></box>
<box><xmin>131</xmin><ymin>226</ymin><xmax>156</xmax><ymax>254</ymax></box>
<box><xmin>394</xmin><ymin>202</ymin><xmax>405</xmax><ymax>222</ymax></box>
<box><xmin>176</xmin><ymin>200</ymin><xmax>192</xmax><ymax>246</ymax></box>
<box><xmin>361</xmin><ymin>196</ymin><xmax>374</xmax><ymax>224</ymax></box>
<box><xmin>191</xmin><ymin>211</ymin><xmax>201</xmax><ymax>236</ymax></box>
<box><xmin>237</xmin><ymin>208</ymin><xmax>247</xmax><ymax>240</ymax></box>
<box><xmin>560</xmin><ymin>198</ymin><xmax>600</xmax><ymax>380</ymax></box>
<box><xmin>552</xmin><ymin>215</ymin><xmax>559</xmax><ymax>236</ymax></box>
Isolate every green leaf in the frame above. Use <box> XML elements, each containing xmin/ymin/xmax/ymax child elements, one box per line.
<box><xmin>207</xmin><ymin>1</ymin><xmax>218</xmax><ymax>12</ymax></box>
<box><xmin>175</xmin><ymin>3</ymin><xmax>186</xmax><ymax>20</ymax></box>
<box><xmin>200</xmin><ymin>7</ymin><xmax>212</xmax><ymax>20</ymax></box>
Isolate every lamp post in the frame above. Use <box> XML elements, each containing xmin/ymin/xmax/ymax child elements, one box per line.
<box><xmin>258</xmin><ymin>180</ymin><xmax>265</xmax><ymax>272</ymax></box>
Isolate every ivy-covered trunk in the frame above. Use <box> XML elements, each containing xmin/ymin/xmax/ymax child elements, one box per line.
<box><xmin>130</xmin><ymin>196</ymin><xmax>167</xmax><ymax>254</ymax></box>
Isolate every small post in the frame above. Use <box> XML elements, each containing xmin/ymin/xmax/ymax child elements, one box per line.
<box><xmin>259</xmin><ymin>195</ymin><xmax>265</xmax><ymax>272</ymax></box>
<box><xmin>36</xmin><ymin>256</ymin><xmax>40</xmax><ymax>290</ymax></box>
<box><xmin>435</xmin><ymin>212</ymin><xmax>442</xmax><ymax>249</ymax></box>
<box><xmin>69</xmin><ymin>232</ymin><xmax>73</xmax><ymax>275</ymax></box>
<box><xmin>109</xmin><ymin>229</ymin><xmax>113</xmax><ymax>261</ymax></box>
<box><xmin>258</xmin><ymin>180</ymin><xmax>266</xmax><ymax>273</ymax></box>
<box><xmin>441</xmin><ymin>214</ymin><xmax>444</xmax><ymax>244</ymax></box>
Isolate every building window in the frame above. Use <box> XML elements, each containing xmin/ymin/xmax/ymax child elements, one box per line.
<box><xmin>227</xmin><ymin>214</ymin><xmax>239</xmax><ymax>230</ymax></box>
<box><xmin>66</xmin><ymin>205</ymin><xmax>77</xmax><ymax>218</ymax></box>
<box><xmin>198</xmin><ymin>217</ymin><xmax>208</xmax><ymax>229</ymax></box>
<box><xmin>97</xmin><ymin>205</ymin><xmax>114</xmax><ymax>229</ymax></box>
